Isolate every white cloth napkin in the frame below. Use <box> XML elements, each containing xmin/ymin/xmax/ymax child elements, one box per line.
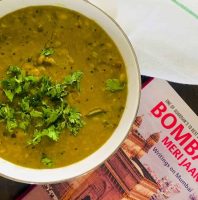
<box><xmin>90</xmin><ymin>0</ymin><xmax>198</xmax><ymax>84</ymax></box>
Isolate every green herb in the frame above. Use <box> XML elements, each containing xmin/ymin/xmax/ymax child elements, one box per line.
<box><xmin>21</xmin><ymin>97</ymin><xmax>30</xmax><ymax>112</ymax></box>
<box><xmin>0</xmin><ymin>104</ymin><xmax>17</xmax><ymax>132</ymax></box>
<box><xmin>0</xmin><ymin>66</ymin><xmax>84</xmax><ymax>145</ymax></box>
<box><xmin>29</xmin><ymin>125</ymin><xmax>60</xmax><ymax>146</ymax></box>
<box><xmin>7</xmin><ymin>65</ymin><xmax>21</xmax><ymax>75</ymax></box>
<box><xmin>24</xmin><ymin>76</ymin><xmax>38</xmax><ymax>82</ymax></box>
<box><xmin>1</xmin><ymin>66</ymin><xmax>24</xmax><ymax>101</ymax></box>
<box><xmin>18</xmin><ymin>113</ymin><xmax>30</xmax><ymax>130</ymax></box>
<box><xmin>4</xmin><ymin>90</ymin><xmax>14</xmax><ymax>102</ymax></box>
<box><xmin>40</xmin><ymin>76</ymin><xmax>52</xmax><ymax>94</ymax></box>
<box><xmin>40</xmin><ymin>48</ymin><xmax>54</xmax><ymax>56</ymax></box>
<box><xmin>47</xmin><ymin>84</ymin><xmax>67</xmax><ymax>99</ymax></box>
<box><xmin>64</xmin><ymin>71</ymin><xmax>83</xmax><ymax>91</ymax></box>
<box><xmin>105</xmin><ymin>79</ymin><xmax>125</xmax><ymax>92</ymax></box>
<box><xmin>0</xmin><ymin>105</ymin><xmax>13</xmax><ymax>119</ymax></box>
<box><xmin>41</xmin><ymin>154</ymin><xmax>53</xmax><ymax>167</ymax></box>
<box><xmin>6</xmin><ymin>119</ymin><xmax>18</xmax><ymax>133</ymax></box>
<box><xmin>30</xmin><ymin>110</ymin><xmax>43</xmax><ymax>118</ymax></box>
<box><xmin>28</xmin><ymin>95</ymin><xmax>41</xmax><ymax>107</ymax></box>
<box><xmin>42</xmin><ymin>107</ymin><xmax>61</xmax><ymax>126</ymax></box>
<box><xmin>63</xmin><ymin>107</ymin><xmax>84</xmax><ymax>135</ymax></box>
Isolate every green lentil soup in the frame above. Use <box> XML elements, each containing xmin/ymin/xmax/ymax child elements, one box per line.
<box><xmin>0</xmin><ymin>6</ymin><xmax>127</xmax><ymax>169</ymax></box>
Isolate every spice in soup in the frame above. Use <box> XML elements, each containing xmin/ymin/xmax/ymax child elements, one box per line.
<box><xmin>0</xmin><ymin>6</ymin><xmax>127</xmax><ymax>168</ymax></box>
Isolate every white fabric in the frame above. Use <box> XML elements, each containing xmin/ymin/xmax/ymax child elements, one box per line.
<box><xmin>90</xmin><ymin>0</ymin><xmax>198</xmax><ymax>84</ymax></box>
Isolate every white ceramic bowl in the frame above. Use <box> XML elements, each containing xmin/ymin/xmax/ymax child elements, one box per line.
<box><xmin>0</xmin><ymin>0</ymin><xmax>140</xmax><ymax>184</ymax></box>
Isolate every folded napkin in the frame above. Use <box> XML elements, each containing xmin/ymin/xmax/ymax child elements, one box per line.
<box><xmin>90</xmin><ymin>0</ymin><xmax>198</xmax><ymax>84</ymax></box>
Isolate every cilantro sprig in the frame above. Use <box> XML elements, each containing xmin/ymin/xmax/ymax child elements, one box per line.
<box><xmin>63</xmin><ymin>106</ymin><xmax>84</xmax><ymax>135</ymax></box>
<box><xmin>0</xmin><ymin>104</ymin><xmax>18</xmax><ymax>132</ymax></box>
<box><xmin>105</xmin><ymin>79</ymin><xmax>125</xmax><ymax>92</ymax></box>
<box><xmin>64</xmin><ymin>71</ymin><xmax>83</xmax><ymax>91</ymax></box>
<box><xmin>40</xmin><ymin>48</ymin><xmax>54</xmax><ymax>56</ymax></box>
<box><xmin>41</xmin><ymin>153</ymin><xmax>53</xmax><ymax>167</ymax></box>
<box><xmin>29</xmin><ymin>125</ymin><xmax>60</xmax><ymax>146</ymax></box>
<box><xmin>1</xmin><ymin>66</ymin><xmax>38</xmax><ymax>102</ymax></box>
<box><xmin>0</xmin><ymin>66</ymin><xmax>84</xmax><ymax>148</ymax></box>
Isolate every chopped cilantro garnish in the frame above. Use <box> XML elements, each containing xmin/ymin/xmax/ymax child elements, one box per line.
<box><xmin>29</xmin><ymin>125</ymin><xmax>60</xmax><ymax>146</ymax></box>
<box><xmin>6</xmin><ymin>119</ymin><xmax>17</xmax><ymax>133</ymax></box>
<box><xmin>64</xmin><ymin>71</ymin><xmax>83</xmax><ymax>91</ymax></box>
<box><xmin>24</xmin><ymin>76</ymin><xmax>38</xmax><ymax>84</ymax></box>
<box><xmin>7</xmin><ymin>65</ymin><xmax>21</xmax><ymax>75</ymax></box>
<box><xmin>47</xmin><ymin>84</ymin><xmax>67</xmax><ymax>99</ymax></box>
<box><xmin>0</xmin><ymin>66</ymin><xmax>84</xmax><ymax>153</ymax></box>
<box><xmin>21</xmin><ymin>97</ymin><xmax>30</xmax><ymax>112</ymax></box>
<box><xmin>1</xmin><ymin>66</ymin><xmax>25</xmax><ymax>101</ymax></box>
<box><xmin>38</xmin><ymin>76</ymin><xmax>52</xmax><ymax>98</ymax></box>
<box><xmin>40</xmin><ymin>48</ymin><xmax>54</xmax><ymax>56</ymax></box>
<box><xmin>28</xmin><ymin>95</ymin><xmax>41</xmax><ymax>107</ymax></box>
<box><xmin>63</xmin><ymin>107</ymin><xmax>85</xmax><ymax>135</ymax></box>
<box><xmin>41</xmin><ymin>154</ymin><xmax>53</xmax><ymax>167</ymax></box>
<box><xmin>0</xmin><ymin>104</ymin><xmax>17</xmax><ymax>132</ymax></box>
<box><xmin>42</xmin><ymin>107</ymin><xmax>61</xmax><ymax>126</ymax></box>
<box><xmin>105</xmin><ymin>79</ymin><xmax>125</xmax><ymax>92</ymax></box>
<box><xmin>3</xmin><ymin>90</ymin><xmax>14</xmax><ymax>102</ymax></box>
<box><xmin>0</xmin><ymin>105</ymin><xmax>14</xmax><ymax>119</ymax></box>
<box><xmin>18</xmin><ymin>113</ymin><xmax>30</xmax><ymax>130</ymax></box>
<box><xmin>30</xmin><ymin>110</ymin><xmax>43</xmax><ymax>118</ymax></box>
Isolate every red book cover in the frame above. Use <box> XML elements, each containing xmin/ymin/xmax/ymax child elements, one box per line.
<box><xmin>18</xmin><ymin>78</ymin><xmax>198</xmax><ymax>200</ymax></box>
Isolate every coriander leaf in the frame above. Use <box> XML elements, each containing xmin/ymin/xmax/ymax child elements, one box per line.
<box><xmin>30</xmin><ymin>110</ymin><xmax>43</xmax><ymax>118</ymax></box>
<box><xmin>15</xmin><ymin>85</ymin><xmax>22</xmax><ymax>94</ymax></box>
<box><xmin>1</xmin><ymin>79</ymin><xmax>17</xmax><ymax>100</ymax></box>
<box><xmin>105</xmin><ymin>79</ymin><xmax>125</xmax><ymax>92</ymax></box>
<box><xmin>28</xmin><ymin>95</ymin><xmax>41</xmax><ymax>107</ymax></box>
<box><xmin>14</xmin><ymin>74</ymin><xmax>24</xmax><ymax>84</ymax></box>
<box><xmin>39</xmin><ymin>76</ymin><xmax>52</xmax><ymax>94</ymax></box>
<box><xmin>41</xmin><ymin>48</ymin><xmax>54</xmax><ymax>56</ymax></box>
<box><xmin>57</xmin><ymin>121</ymin><xmax>66</xmax><ymax>131</ymax></box>
<box><xmin>47</xmin><ymin>84</ymin><xmax>67</xmax><ymax>99</ymax></box>
<box><xmin>29</xmin><ymin>125</ymin><xmax>60</xmax><ymax>146</ymax></box>
<box><xmin>23</xmin><ymin>82</ymin><xmax>30</xmax><ymax>92</ymax></box>
<box><xmin>64</xmin><ymin>71</ymin><xmax>83</xmax><ymax>91</ymax></box>
<box><xmin>6</xmin><ymin>119</ymin><xmax>17</xmax><ymax>133</ymax></box>
<box><xmin>63</xmin><ymin>107</ymin><xmax>84</xmax><ymax>135</ymax></box>
<box><xmin>42</xmin><ymin>107</ymin><xmax>61</xmax><ymax>126</ymax></box>
<box><xmin>0</xmin><ymin>105</ymin><xmax>5</xmax><ymax>120</ymax></box>
<box><xmin>0</xmin><ymin>105</ymin><xmax>17</xmax><ymax>132</ymax></box>
<box><xmin>21</xmin><ymin>97</ymin><xmax>30</xmax><ymax>112</ymax></box>
<box><xmin>23</xmin><ymin>76</ymin><xmax>38</xmax><ymax>92</ymax></box>
<box><xmin>19</xmin><ymin>121</ymin><xmax>28</xmax><ymax>130</ymax></box>
<box><xmin>1</xmin><ymin>79</ymin><xmax>10</xmax><ymax>89</ymax></box>
<box><xmin>28</xmin><ymin>131</ymin><xmax>42</xmax><ymax>145</ymax></box>
<box><xmin>1</xmin><ymin>67</ymin><xmax>25</xmax><ymax>101</ymax></box>
<box><xmin>3</xmin><ymin>90</ymin><xmax>14</xmax><ymax>102</ymax></box>
<box><xmin>0</xmin><ymin>105</ymin><xmax>15</xmax><ymax>120</ymax></box>
<box><xmin>7</xmin><ymin>66</ymin><xmax>21</xmax><ymax>76</ymax></box>
<box><xmin>18</xmin><ymin>113</ymin><xmax>30</xmax><ymax>130</ymax></box>
<box><xmin>46</xmin><ymin>125</ymin><xmax>60</xmax><ymax>141</ymax></box>
<box><xmin>25</xmin><ymin>76</ymin><xmax>37</xmax><ymax>82</ymax></box>
<box><xmin>0</xmin><ymin>104</ymin><xmax>17</xmax><ymax>132</ymax></box>
<box><xmin>41</xmin><ymin>154</ymin><xmax>53</xmax><ymax>167</ymax></box>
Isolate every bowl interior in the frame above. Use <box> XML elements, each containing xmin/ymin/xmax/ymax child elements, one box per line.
<box><xmin>0</xmin><ymin>0</ymin><xmax>140</xmax><ymax>184</ymax></box>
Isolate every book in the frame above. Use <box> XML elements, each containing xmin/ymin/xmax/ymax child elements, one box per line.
<box><xmin>18</xmin><ymin>78</ymin><xmax>198</xmax><ymax>200</ymax></box>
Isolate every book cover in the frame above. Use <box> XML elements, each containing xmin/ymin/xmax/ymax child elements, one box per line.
<box><xmin>18</xmin><ymin>79</ymin><xmax>198</xmax><ymax>200</ymax></box>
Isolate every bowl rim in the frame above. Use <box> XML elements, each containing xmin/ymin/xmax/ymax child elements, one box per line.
<box><xmin>0</xmin><ymin>0</ymin><xmax>141</xmax><ymax>184</ymax></box>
